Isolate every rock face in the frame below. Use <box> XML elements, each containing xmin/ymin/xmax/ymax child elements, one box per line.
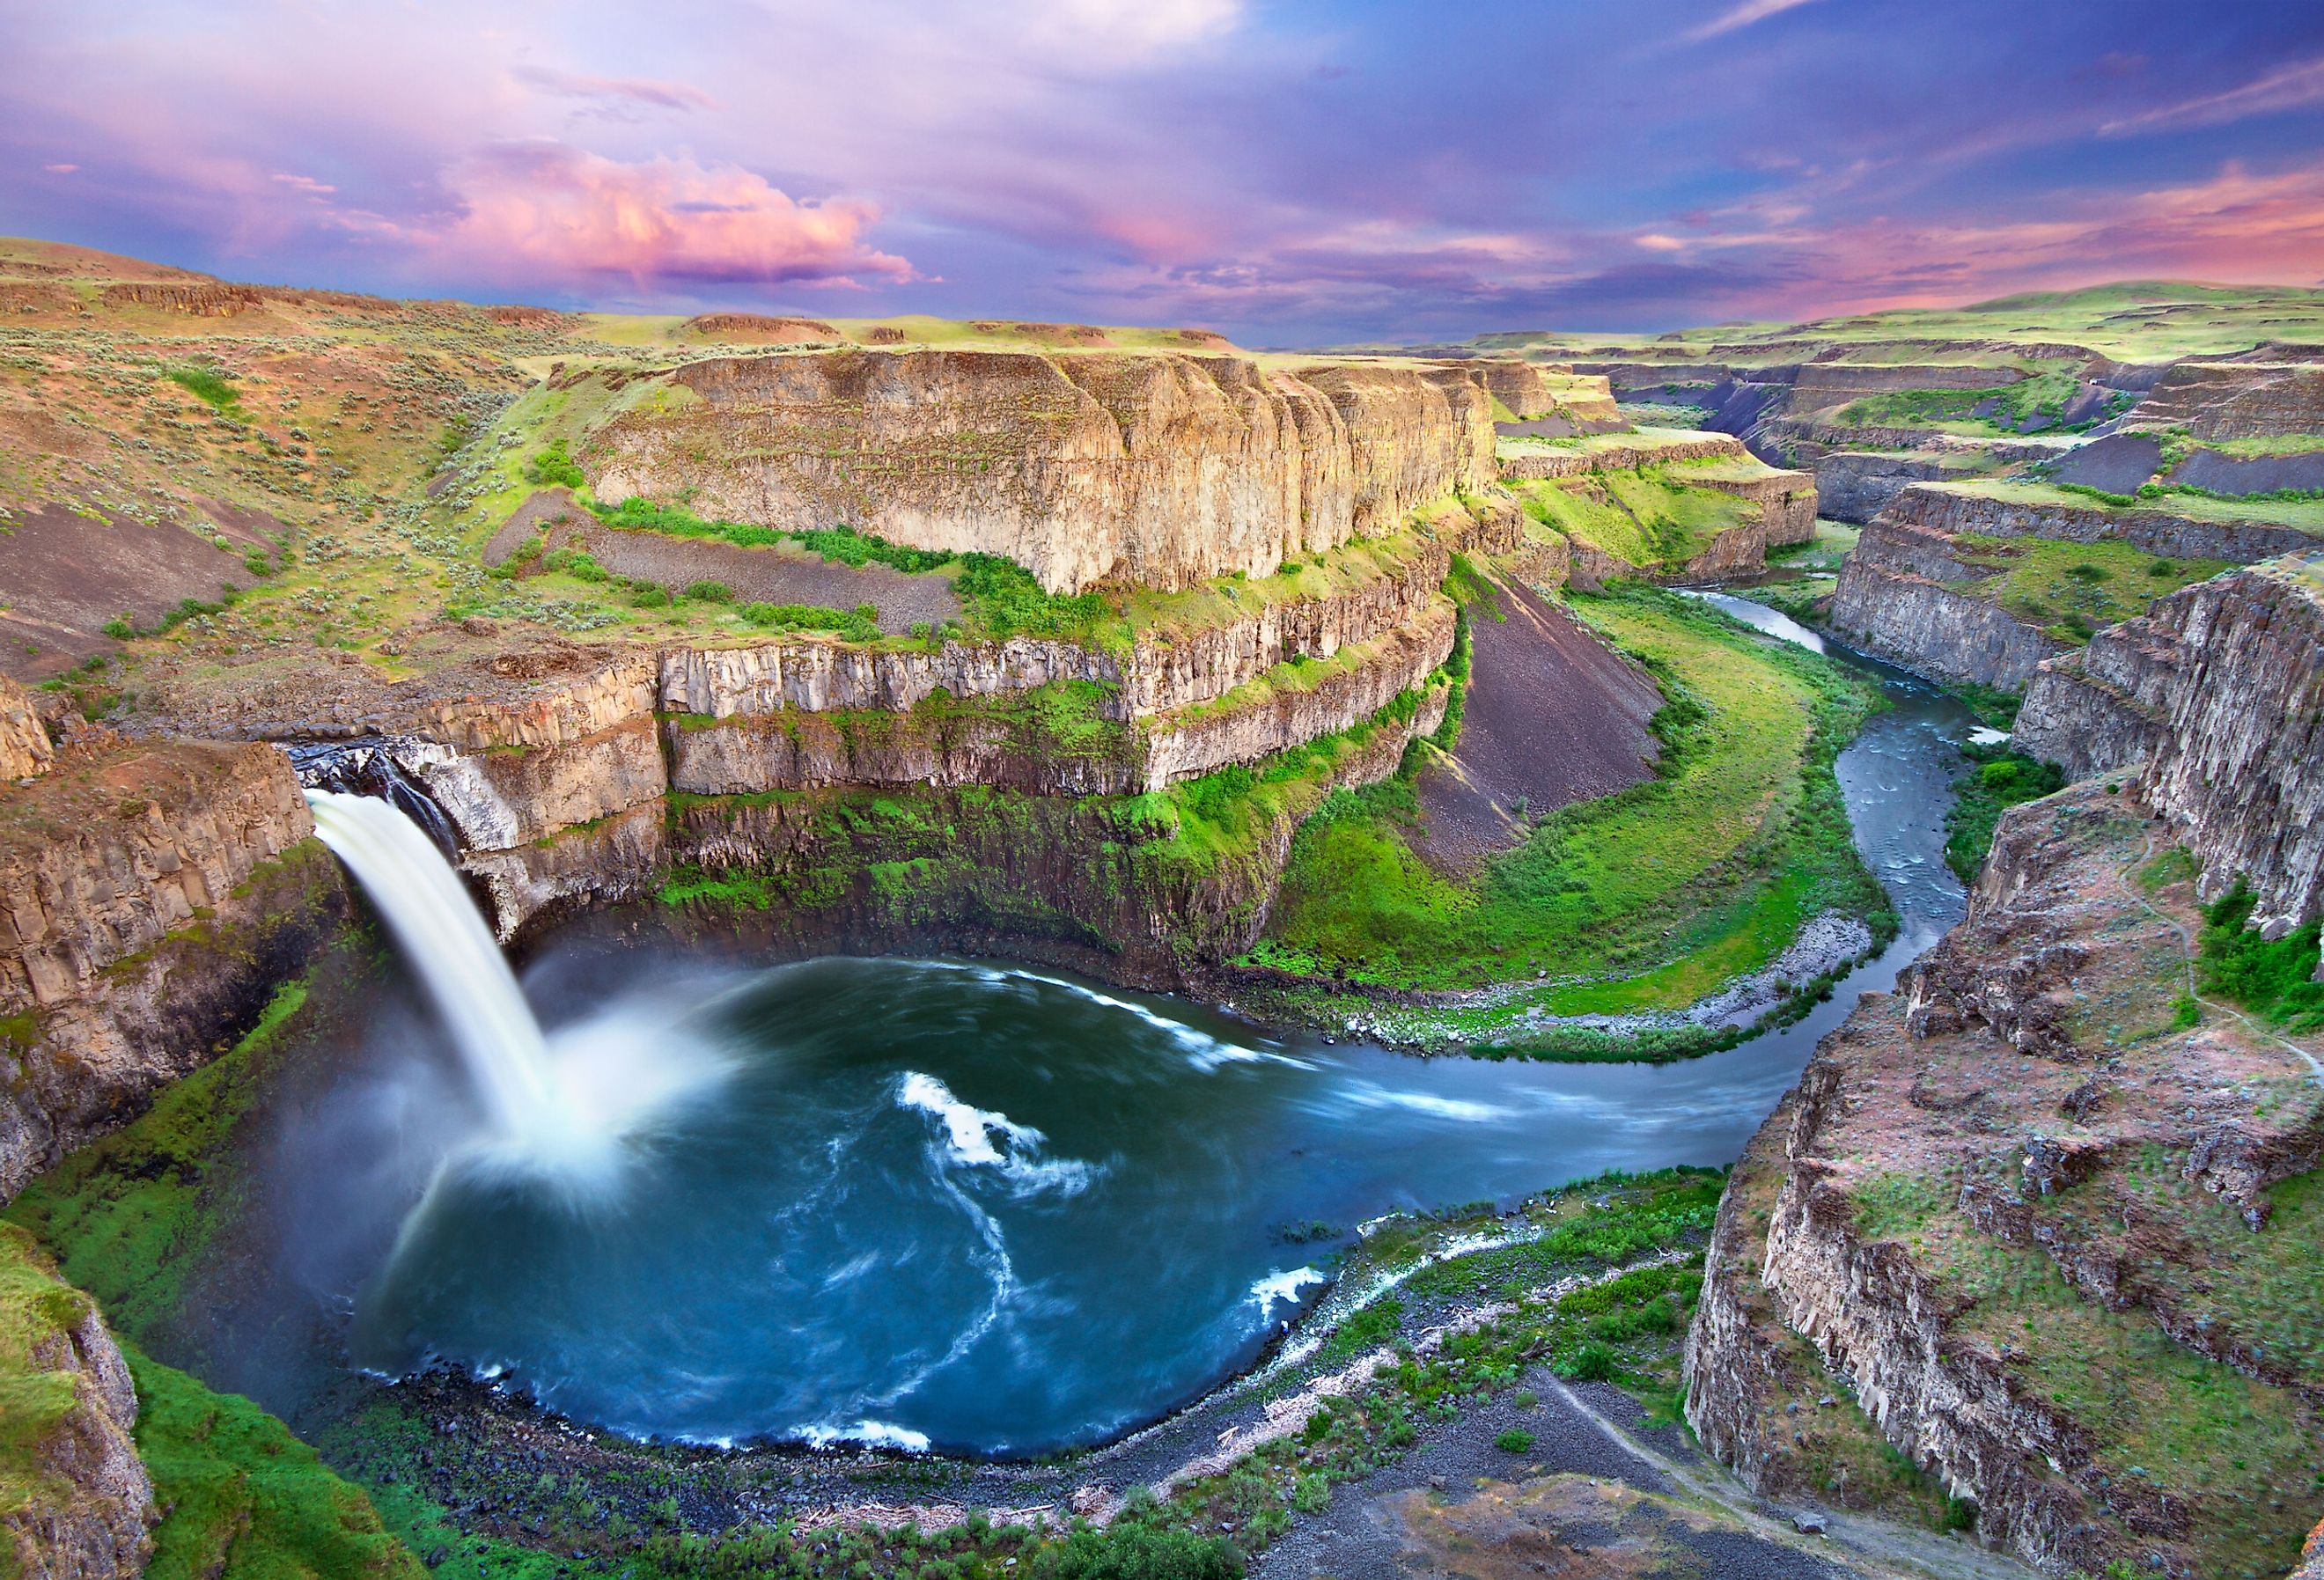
<box><xmin>0</xmin><ymin>1224</ymin><xmax>155</xmax><ymax>1580</ymax></box>
<box><xmin>1880</xmin><ymin>481</ymin><xmax>2318</xmax><ymax>565</ymax></box>
<box><xmin>0</xmin><ymin>739</ymin><xmax>343</xmax><ymax>1198</ymax></box>
<box><xmin>1686</xmin><ymin>779</ymin><xmax>2324</xmax><ymax>1578</ymax></box>
<box><xmin>1496</xmin><ymin>430</ymin><xmax>1748</xmax><ymax>481</ymax></box>
<box><xmin>2127</xmin><ymin>360</ymin><xmax>2324</xmax><ymax>440</ymax></box>
<box><xmin>1812</xmin><ymin>452</ymin><xmax>1973</xmax><ymax>525</ymax></box>
<box><xmin>1828</xmin><ymin>518</ymin><xmax>2069</xmax><ymax>688</ymax></box>
<box><xmin>585</xmin><ymin>349</ymin><xmax>1496</xmax><ymax>593</ymax></box>
<box><xmin>2019</xmin><ymin>555</ymin><xmax>2324</xmax><ymax>943</ymax></box>
<box><xmin>2</xmin><ymin>676</ymin><xmax>54</xmax><ymax>781</ymax></box>
<box><xmin>1828</xmin><ymin>482</ymin><xmax>2320</xmax><ymax>692</ymax></box>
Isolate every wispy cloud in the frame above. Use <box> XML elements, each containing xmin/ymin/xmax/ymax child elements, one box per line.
<box><xmin>2100</xmin><ymin>55</ymin><xmax>2324</xmax><ymax>136</ymax></box>
<box><xmin>1680</xmin><ymin>0</ymin><xmax>1824</xmax><ymax>45</ymax></box>
<box><xmin>513</xmin><ymin>65</ymin><xmax>719</xmax><ymax>112</ymax></box>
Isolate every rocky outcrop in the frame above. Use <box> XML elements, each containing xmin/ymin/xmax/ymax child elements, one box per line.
<box><xmin>2020</xmin><ymin>556</ymin><xmax>2324</xmax><ymax>942</ymax></box>
<box><xmin>0</xmin><ymin>739</ymin><xmax>343</xmax><ymax>1198</ymax></box>
<box><xmin>1686</xmin><ymin>780</ymin><xmax>2324</xmax><ymax>1577</ymax></box>
<box><xmin>1692</xmin><ymin>462</ymin><xmax>1817</xmax><ymax>546</ymax></box>
<box><xmin>2127</xmin><ymin>360</ymin><xmax>2324</xmax><ymax>440</ymax></box>
<box><xmin>2</xmin><ymin>676</ymin><xmax>53</xmax><ymax>781</ymax></box>
<box><xmin>1813</xmin><ymin>452</ymin><xmax>1975</xmax><ymax>525</ymax></box>
<box><xmin>1883</xmin><ymin>481</ymin><xmax>2319</xmax><ymax>565</ymax></box>
<box><xmin>1496</xmin><ymin>430</ymin><xmax>1748</xmax><ymax>481</ymax></box>
<box><xmin>1784</xmin><ymin>362</ymin><xmax>2023</xmax><ymax>413</ymax></box>
<box><xmin>0</xmin><ymin>1224</ymin><xmax>155</xmax><ymax>1580</ymax></box>
<box><xmin>1828</xmin><ymin>520</ymin><xmax>2069</xmax><ymax>689</ymax></box>
<box><xmin>585</xmin><ymin>349</ymin><xmax>1495</xmax><ymax>593</ymax></box>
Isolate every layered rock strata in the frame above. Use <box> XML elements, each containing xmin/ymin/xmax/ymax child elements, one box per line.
<box><xmin>1812</xmin><ymin>452</ymin><xmax>1977</xmax><ymax>525</ymax></box>
<box><xmin>0</xmin><ymin>739</ymin><xmax>342</xmax><ymax>1197</ymax></box>
<box><xmin>1495</xmin><ymin>430</ymin><xmax>1748</xmax><ymax>481</ymax></box>
<box><xmin>1829</xmin><ymin>482</ymin><xmax>2319</xmax><ymax>691</ymax></box>
<box><xmin>1686</xmin><ymin>780</ymin><xmax>2324</xmax><ymax>1578</ymax></box>
<box><xmin>1827</xmin><ymin>518</ymin><xmax>2070</xmax><ymax>688</ymax></box>
<box><xmin>2126</xmin><ymin>360</ymin><xmax>2324</xmax><ymax>440</ymax></box>
<box><xmin>2018</xmin><ymin>555</ymin><xmax>2324</xmax><ymax>943</ymax></box>
<box><xmin>585</xmin><ymin>349</ymin><xmax>1496</xmax><ymax>593</ymax></box>
<box><xmin>1879</xmin><ymin>481</ymin><xmax>2318</xmax><ymax>565</ymax></box>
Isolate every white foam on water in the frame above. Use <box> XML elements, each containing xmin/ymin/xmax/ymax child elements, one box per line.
<box><xmin>1335</xmin><ymin>1081</ymin><xmax>1511</xmax><ymax>1122</ymax></box>
<box><xmin>895</xmin><ymin>1071</ymin><xmax>1097</xmax><ymax>1195</ymax></box>
<box><xmin>797</xmin><ymin>1420</ymin><xmax>932</xmax><ymax>1454</ymax></box>
<box><xmin>1247</xmin><ymin>1266</ymin><xmax>1325</xmax><ymax>1313</ymax></box>
<box><xmin>912</xmin><ymin>958</ymin><xmax>1310</xmax><ymax>1073</ymax></box>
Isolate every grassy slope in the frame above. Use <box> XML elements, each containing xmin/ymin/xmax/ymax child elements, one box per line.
<box><xmin>1467</xmin><ymin>281</ymin><xmax>2324</xmax><ymax>364</ymax></box>
<box><xmin>1254</xmin><ymin>587</ymin><xmax>1884</xmax><ymax>1010</ymax></box>
<box><xmin>0</xmin><ymin>1223</ymin><xmax>106</xmax><ymax>1535</ymax></box>
<box><xmin>1514</xmin><ymin>471</ymin><xmax>1759</xmax><ymax>571</ymax></box>
<box><xmin>1950</xmin><ymin>535</ymin><xmax>2232</xmax><ymax>645</ymax></box>
<box><xmin>1</xmin><ymin>967</ymin><xmax>422</xmax><ymax>1580</ymax></box>
<box><xmin>1936</xmin><ymin>475</ymin><xmax>2324</xmax><ymax>532</ymax></box>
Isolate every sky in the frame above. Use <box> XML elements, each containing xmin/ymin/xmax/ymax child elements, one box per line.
<box><xmin>4</xmin><ymin>0</ymin><xmax>2324</xmax><ymax>344</ymax></box>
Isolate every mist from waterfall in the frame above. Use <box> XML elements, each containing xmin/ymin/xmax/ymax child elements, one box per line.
<box><xmin>304</xmin><ymin>789</ymin><xmax>728</xmax><ymax>1185</ymax></box>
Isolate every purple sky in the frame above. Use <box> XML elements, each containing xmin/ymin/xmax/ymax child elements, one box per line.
<box><xmin>5</xmin><ymin>0</ymin><xmax>2324</xmax><ymax>342</ymax></box>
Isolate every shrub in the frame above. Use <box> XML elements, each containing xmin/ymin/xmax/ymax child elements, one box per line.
<box><xmin>1553</xmin><ymin>1341</ymin><xmax>1619</xmax><ymax>1381</ymax></box>
<box><xmin>2198</xmin><ymin>880</ymin><xmax>2324</xmax><ymax>1029</ymax></box>
<box><xmin>1027</xmin><ymin>1526</ymin><xmax>1243</xmax><ymax>1580</ymax></box>
<box><xmin>525</xmin><ymin>438</ymin><xmax>587</xmax><ymax>490</ymax></box>
<box><xmin>1493</xmin><ymin>1428</ymin><xmax>1536</xmax><ymax>1453</ymax></box>
<box><xmin>685</xmin><ymin>579</ymin><xmax>733</xmax><ymax>604</ymax></box>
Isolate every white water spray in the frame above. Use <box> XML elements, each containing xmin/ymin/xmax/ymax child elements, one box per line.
<box><xmin>305</xmin><ymin>790</ymin><xmax>730</xmax><ymax>1184</ymax></box>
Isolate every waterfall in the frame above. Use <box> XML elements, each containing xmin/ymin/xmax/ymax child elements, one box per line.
<box><xmin>305</xmin><ymin>790</ymin><xmax>561</xmax><ymax>1135</ymax></box>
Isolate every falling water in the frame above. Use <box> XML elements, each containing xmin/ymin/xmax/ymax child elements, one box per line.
<box><xmin>304</xmin><ymin>790</ymin><xmax>565</xmax><ymax>1140</ymax></box>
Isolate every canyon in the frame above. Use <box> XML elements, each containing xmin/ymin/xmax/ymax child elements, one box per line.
<box><xmin>5</xmin><ymin>244</ymin><xmax>2324</xmax><ymax>1580</ymax></box>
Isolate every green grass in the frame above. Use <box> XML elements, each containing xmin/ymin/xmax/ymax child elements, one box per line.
<box><xmin>1254</xmin><ymin>585</ymin><xmax>1885</xmax><ymax>1001</ymax></box>
<box><xmin>1515</xmin><ymin>468</ymin><xmax>1755</xmax><ymax>571</ymax></box>
<box><xmin>129</xmin><ymin>1347</ymin><xmax>421</xmax><ymax>1580</ymax></box>
<box><xmin>2198</xmin><ymin>880</ymin><xmax>2324</xmax><ymax>1030</ymax></box>
<box><xmin>0</xmin><ymin>1223</ymin><xmax>104</xmax><ymax>1530</ymax></box>
<box><xmin>1950</xmin><ymin>534</ymin><xmax>2232</xmax><ymax>644</ymax></box>
<box><xmin>163</xmin><ymin>364</ymin><xmax>252</xmax><ymax>421</ymax></box>
<box><xmin>1942</xmin><ymin>747</ymin><xmax>2065</xmax><ymax>881</ymax></box>
<box><xmin>1933</xmin><ymin>476</ymin><xmax>2324</xmax><ymax>533</ymax></box>
<box><xmin>592</xmin><ymin>496</ymin><xmax>1121</xmax><ymax>648</ymax></box>
<box><xmin>1834</xmin><ymin>367</ymin><xmax>2115</xmax><ymax>437</ymax></box>
<box><xmin>3</xmin><ymin>979</ymin><xmax>312</xmax><ymax>1336</ymax></box>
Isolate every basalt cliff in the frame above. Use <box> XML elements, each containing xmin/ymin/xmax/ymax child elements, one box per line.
<box><xmin>583</xmin><ymin>349</ymin><xmax>1504</xmax><ymax>595</ymax></box>
<box><xmin>1685</xmin><ymin>557</ymin><xmax>2324</xmax><ymax>1579</ymax></box>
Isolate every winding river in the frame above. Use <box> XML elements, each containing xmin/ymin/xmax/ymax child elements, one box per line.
<box><xmin>224</xmin><ymin>599</ymin><xmax>1979</xmax><ymax>1459</ymax></box>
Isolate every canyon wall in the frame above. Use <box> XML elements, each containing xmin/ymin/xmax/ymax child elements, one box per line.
<box><xmin>1812</xmin><ymin>452</ymin><xmax>1974</xmax><ymax>525</ymax></box>
<box><xmin>1689</xmin><ymin>554</ymin><xmax>2324</xmax><ymax>1578</ymax></box>
<box><xmin>1881</xmin><ymin>481</ymin><xmax>2319</xmax><ymax>564</ymax></box>
<box><xmin>1827</xmin><ymin>518</ymin><xmax>2069</xmax><ymax>688</ymax></box>
<box><xmin>1496</xmin><ymin>430</ymin><xmax>1747</xmax><ymax>481</ymax></box>
<box><xmin>583</xmin><ymin>349</ymin><xmax>1496</xmax><ymax>594</ymax></box>
<box><xmin>1686</xmin><ymin>778</ymin><xmax>2324</xmax><ymax>1577</ymax></box>
<box><xmin>1829</xmin><ymin>482</ymin><xmax>2320</xmax><ymax>691</ymax></box>
<box><xmin>2019</xmin><ymin>555</ymin><xmax>2324</xmax><ymax>939</ymax></box>
<box><xmin>2126</xmin><ymin>360</ymin><xmax>2324</xmax><ymax>440</ymax></box>
<box><xmin>0</xmin><ymin>738</ymin><xmax>343</xmax><ymax>1199</ymax></box>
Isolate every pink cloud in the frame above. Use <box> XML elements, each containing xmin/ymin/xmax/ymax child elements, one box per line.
<box><xmin>434</xmin><ymin>143</ymin><xmax>915</xmax><ymax>288</ymax></box>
